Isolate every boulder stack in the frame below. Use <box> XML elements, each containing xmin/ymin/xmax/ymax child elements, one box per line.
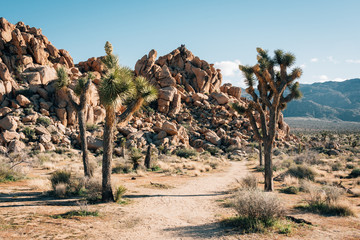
<box><xmin>135</xmin><ymin>45</ymin><xmax>225</xmax><ymax>115</ymax></box>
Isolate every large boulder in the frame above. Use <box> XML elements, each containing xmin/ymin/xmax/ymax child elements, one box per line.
<box><xmin>211</xmin><ymin>92</ymin><xmax>230</xmax><ymax>105</ymax></box>
<box><xmin>0</xmin><ymin>116</ymin><xmax>17</xmax><ymax>131</ymax></box>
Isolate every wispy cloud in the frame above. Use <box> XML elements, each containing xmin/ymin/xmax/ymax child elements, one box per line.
<box><xmin>214</xmin><ymin>60</ymin><xmax>242</xmax><ymax>77</ymax></box>
<box><xmin>300</xmin><ymin>64</ymin><xmax>306</xmax><ymax>69</ymax></box>
<box><xmin>346</xmin><ymin>59</ymin><xmax>360</xmax><ymax>64</ymax></box>
<box><xmin>310</xmin><ymin>58</ymin><xmax>318</xmax><ymax>62</ymax></box>
<box><xmin>327</xmin><ymin>56</ymin><xmax>339</xmax><ymax>64</ymax></box>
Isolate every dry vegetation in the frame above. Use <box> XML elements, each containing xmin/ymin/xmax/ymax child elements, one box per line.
<box><xmin>0</xmin><ymin>131</ymin><xmax>359</xmax><ymax>239</ymax></box>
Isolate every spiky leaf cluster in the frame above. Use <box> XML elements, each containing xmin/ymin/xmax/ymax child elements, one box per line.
<box><xmin>99</xmin><ymin>66</ymin><xmax>135</xmax><ymax>107</ymax></box>
<box><xmin>56</xmin><ymin>67</ymin><xmax>70</xmax><ymax>89</ymax></box>
<box><xmin>74</xmin><ymin>73</ymin><xmax>94</xmax><ymax>96</ymax></box>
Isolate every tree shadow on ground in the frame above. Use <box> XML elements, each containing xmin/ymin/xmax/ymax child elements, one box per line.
<box><xmin>164</xmin><ymin>221</ymin><xmax>238</xmax><ymax>239</ymax></box>
<box><xmin>124</xmin><ymin>191</ymin><xmax>227</xmax><ymax>199</ymax></box>
<box><xmin>0</xmin><ymin>191</ymin><xmax>82</xmax><ymax>208</ymax></box>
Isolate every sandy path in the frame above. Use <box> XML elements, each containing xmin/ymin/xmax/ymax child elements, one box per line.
<box><xmin>113</xmin><ymin>161</ymin><xmax>248</xmax><ymax>240</ymax></box>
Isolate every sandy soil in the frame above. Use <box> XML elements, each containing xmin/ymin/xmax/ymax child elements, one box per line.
<box><xmin>0</xmin><ymin>161</ymin><xmax>248</xmax><ymax>240</ymax></box>
<box><xmin>1</xmin><ymin>160</ymin><xmax>359</xmax><ymax>240</ymax></box>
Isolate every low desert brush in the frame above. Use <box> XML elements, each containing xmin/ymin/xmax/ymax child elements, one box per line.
<box><xmin>239</xmin><ymin>174</ymin><xmax>258</xmax><ymax>189</ymax></box>
<box><xmin>297</xmin><ymin>182</ymin><xmax>354</xmax><ymax>216</ymax></box>
<box><xmin>228</xmin><ymin>189</ymin><xmax>284</xmax><ymax>232</ymax></box>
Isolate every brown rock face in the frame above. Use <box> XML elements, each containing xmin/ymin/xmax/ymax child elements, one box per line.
<box><xmin>135</xmin><ymin>45</ymin><xmax>223</xmax><ymax>115</ymax></box>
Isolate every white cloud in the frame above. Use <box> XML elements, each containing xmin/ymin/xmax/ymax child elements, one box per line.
<box><xmin>319</xmin><ymin>75</ymin><xmax>329</xmax><ymax>81</ymax></box>
<box><xmin>327</xmin><ymin>56</ymin><xmax>339</xmax><ymax>64</ymax></box>
<box><xmin>214</xmin><ymin>60</ymin><xmax>242</xmax><ymax>77</ymax></box>
<box><xmin>346</xmin><ymin>59</ymin><xmax>360</xmax><ymax>64</ymax></box>
<box><xmin>310</xmin><ymin>58</ymin><xmax>318</xmax><ymax>62</ymax></box>
<box><xmin>300</xmin><ymin>64</ymin><xmax>306</xmax><ymax>69</ymax></box>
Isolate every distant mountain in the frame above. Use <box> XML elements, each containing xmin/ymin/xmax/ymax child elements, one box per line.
<box><xmin>240</xmin><ymin>79</ymin><xmax>360</xmax><ymax>122</ymax></box>
<box><xmin>283</xmin><ymin>78</ymin><xmax>360</xmax><ymax>122</ymax></box>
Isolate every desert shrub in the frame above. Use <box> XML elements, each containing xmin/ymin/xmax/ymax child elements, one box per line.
<box><xmin>331</xmin><ymin>162</ymin><xmax>342</xmax><ymax>171</ymax></box>
<box><xmin>56</xmin><ymin>67</ymin><xmax>70</xmax><ymax>89</ymax></box>
<box><xmin>55</xmin><ymin>183</ymin><xmax>67</xmax><ymax>198</ymax></box>
<box><xmin>114</xmin><ymin>185</ymin><xmax>127</xmax><ymax>203</ymax></box>
<box><xmin>230</xmin><ymin>189</ymin><xmax>284</xmax><ymax>232</ymax></box>
<box><xmin>346</xmin><ymin>163</ymin><xmax>354</xmax><ymax>169</ymax></box>
<box><xmin>52</xmin><ymin>210</ymin><xmax>99</xmax><ymax>219</ymax></box>
<box><xmin>280</xmin><ymin>186</ymin><xmax>299</xmax><ymax>194</ymax></box>
<box><xmin>84</xmin><ymin>178</ymin><xmax>102</xmax><ymax>203</ymax></box>
<box><xmin>283</xmin><ymin>175</ymin><xmax>299</xmax><ymax>186</ymax></box>
<box><xmin>296</xmin><ymin>202</ymin><xmax>354</xmax><ymax>217</ymax></box>
<box><xmin>36</xmin><ymin>117</ymin><xmax>51</xmax><ymax>127</ymax></box>
<box><xmin>297</xmin><ymin>183</ymin><xmax>353</xmax><ymax>216</ymax></box>
<box><xmin>348</xmin><ymin>168</ymin><xmax>360</xmax><ymax>178</ymax></box>
<box><xmin>0</xmin><ymin>164</ymin><xmax>24</xmax><ymax>182</ymax></box>
<box><xmin>233</xmin><ymin>189</ymin><xmax>284</xmax><ymax>219</ymax></box>
<box><xmin>50</xmin><ymin>170</ymin><xmax>71</xmax><ymax>189</ymax></box>
<box><xmin>323</xmin><ymin>185</ymin><xmax>344</xmax><ymax>204</ymax></box>
<box><xmin>206</xmin><ymin>147</ymin><xmax>221</xmax><ymax>156</ymax></box>
<box><xmin>22</xmin><ymin>127</ymin><xmax>36</xmax><ymax>141</ymax></box>
<box><xmin>240</xmin><ymin>174</ymin><xmax>258</xmax><ymax>189</ymax></box>
<box><xmin>294</xmin><ymin>152</ymin><xmax>323</xmax><ymax>165</ymax></box>
<box><xmin>86</xmin><ymin>123</ymin><xmax>99</xmax><ymax>132</ymax></box>
<box><xmin>112</xmin><ymin>163</ymin><xmax>132</xmax><ymax>174</ymax></box>
<box><xmin>175</xmin><ymin>148</ymin><xmax>198</xmax><ymax>158</ymax></box>
<box><xmin>287</xmin><ymin>165</ymin><xmax>316</xmax><ymax>181</ymax></box>
<box><xmin>130</xmin><ymin>148</ymin><xmax>142</xmax><ymax>170</ymax></box>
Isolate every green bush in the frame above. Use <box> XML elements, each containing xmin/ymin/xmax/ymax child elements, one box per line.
<box><xmin>348</xmin><ymin>168</ymin><xmax>360</xmax><ymax>178</ymax></box>
<box><xmin>175</xmin><ymin>148</ymin><xmax>198</xmax><ymax>158</ymax></box>
<box><xmin>36</xmin><ymin>117</ymin><xmax>51</xmax><ymax>127</ymax></box>
<box><xmin>114</xmin><ymin>185</ymin><xmax>127</xmax><ymax>203</ymax></box>
<box><xmin>22</xmin><ymin>127</ymin><xmax>36</xmax><ymax>141</ymax></box>
<box><xmin>296</xmin><ymin>202</ymin><xmax>354</xmax><ymax>216</ymax></box>
<box><xmin>331</xmin><ymin>162</ymin><xmax>342</xmax><ymax>171</ymax></box>
<box><xmin>130</xmin><ymin>148</ymin><xmax>142</xmax><ymax>170</ymax></box>
<box><xmin>206</xmin><ymin>147</ymin><xmax>221</xmax><ymax>156</ymax></box>
<box><xmin>56</xmin><ymin>67</ymin><xmax>70</xmax><ymax>89</ymax></box>
<box><xmin>280</xmin><ymin>186</ymin><xmax>299</xmax><ymax>194</ymax></box>
<box><xmin>86</xmin><ymin>124</ymin><xmax>99</xmax><ymax>132</ymax></box>
<box><xmin>112</xmin><ymin>163</ymin><xmax>132</xmax><ymax>174</ymax></box>
<box><xmin>0</xmin><ymin>164</ymin><xmax>24</xmax><ymax>182</ymax></box>
<box><xmin>346</xmin><ymin>163</ymin><xmax>354</xmax><ymax>169</ymax></box>
<box><xmin>52</xmin><ymin>210</ymin><xmax>99</xmax><ymax>219</ymax></box>
<box><xmin>50</xmin><ymin>170</ymin><xmax>71</xmax><ymax>190</ymax></box>
<box><xmin>287</xmin><ymin>165</ymin><xmax>316</xmax><ymax>181</ymax></box>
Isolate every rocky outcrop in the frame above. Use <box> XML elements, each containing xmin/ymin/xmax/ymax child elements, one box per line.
<box><xmin>135</xmin><ymin>45</ymin><xmax>223</xmax><ymax>115</ymax></box>
<box><xmin>0</xmin><ymin>18</ymin><xmax>299</xmax><ymax>156</ymax></box>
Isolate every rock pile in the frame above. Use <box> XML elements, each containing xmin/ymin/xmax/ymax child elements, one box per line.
<box><xmin>0</xmin><ymin>18</ymin><xmax>299</xmax><ymax>156</ymax></box>
<box><xmin>135</xmin><ymin>45</ymin><xmax>227</xmax><ymax>115</ymax></box>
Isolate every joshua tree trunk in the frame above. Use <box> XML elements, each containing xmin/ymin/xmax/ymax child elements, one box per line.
<box><xmin>67</xmin><ymin>79</ymin><xmax>92</xmax><ymax>178</ymax></box>
<box><xmin>78</xmin><ymin>109</ymin><xmax>92</xmax><ymax>177</ymax></box>
<box><xmin>102</xmin><ymin>106</ymin><xmax>115</xmax><ymax>202</ymax></box>
<box><xmin>259</xmin><ymin>141</ymin><xmax>263</xmax><ymax>166</ymax></box>
<box><xmin>263</xmin><ymin>140</ymin><xmax>273</xmax><ymax>191</ymax></box>
<box><xmin>144</xmin><ymin>145</ymin><xmax>151</xmax><ymax>169</ymax></box>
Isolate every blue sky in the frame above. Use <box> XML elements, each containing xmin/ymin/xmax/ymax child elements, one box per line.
<box><xmin>2</xmin><ymin>0</ymin><xmax>359</xmax><ymax>87</ymax></box>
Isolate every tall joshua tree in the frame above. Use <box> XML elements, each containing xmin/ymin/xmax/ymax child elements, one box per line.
<box><xmin>232</xmin><ymin>48</ymin><xmax>302</xmax><ymax>191</ymax></box>
<box><xmin>56</xmin><ymin>68</ymin><xmax>94</xmax><ymax>178</ymax></box>
<box><xmin>68</xmin><ymin>74</ymin><xmax>94</xmax><ymax>177</ymax></box>
<box><xmin>99</xmin><ymin>41</ymin><xmax>157</xmax><ymax>202</ymax></box>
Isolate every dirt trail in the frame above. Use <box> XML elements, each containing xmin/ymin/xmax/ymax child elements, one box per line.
<box><xmin>114</xmin><ymin>161</ymin><xmax>248</xmax><ymax>240</ymax></box>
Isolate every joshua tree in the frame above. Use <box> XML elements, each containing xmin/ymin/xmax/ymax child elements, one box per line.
<box><xmin>56</xmin><ymin>68</ymin><xmax>94</xmax><ymax>177</ymax></box>
<box><xmin>99</xmin><ymin>41</ymin><xmax>157</xmax><ymax>202</ymax></box>
<box><xmin>232</xmin><ymin>48</ymin><xmax>302</xmax><ymax>191</ymax></box>
<box><xmin>68</xmin><ymin>74</ymin><xmax>94</xmax><ymax>178</ymax></box>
